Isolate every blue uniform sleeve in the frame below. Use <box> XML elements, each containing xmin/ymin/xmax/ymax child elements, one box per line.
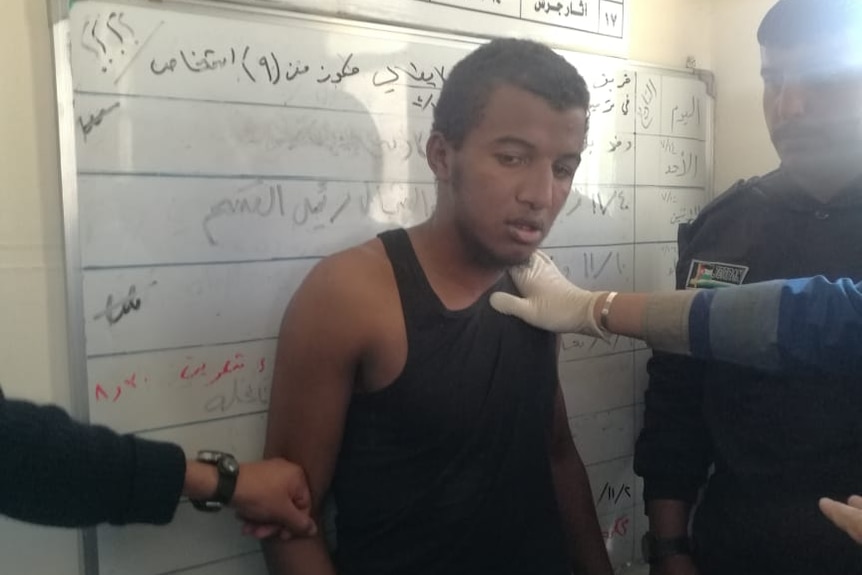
<box><xmin>0</xmin><ymin>395</ymin><xmax>186</xmax><ymax>527</ymax></box>
<box><xmin>688</xmin><ymin>276</ymin><xmax>862</xmax><ymax>374</ymax></box>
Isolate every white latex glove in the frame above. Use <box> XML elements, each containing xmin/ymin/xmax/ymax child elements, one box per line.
<box><xmin>489</xmin><ymin>250</ymin><xmax>609</xmax><ymax>338</ymax></box>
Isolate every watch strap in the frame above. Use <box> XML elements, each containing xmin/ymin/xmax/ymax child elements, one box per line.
<box><xmin>643</xmin><ymin>532</ymin><xmax>691</xmax><ymax>564</ymax></box>
<box><xmin>190</xmin><ymin>450</ymin><xmax>239</xmax><ymax>512</ymax></box>
<box><xmin>600</xmin><ymin>291</ymin><xmax>618</xmax><ymax>331</ymax></box>
<box><xmin>214</xmin><ymin>454</ymin><xmax>239</xmax><ymax>505</ymax></box>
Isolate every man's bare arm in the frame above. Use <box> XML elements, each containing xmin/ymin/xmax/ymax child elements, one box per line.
<box><xmin>261</xmin><ymin>254</ymin><xmax>369</xmax><ymax>575</ymax></box>
<box><xmin>549</xmin><ymin>384</ymin><xmax>614</xmax><ymax>575</ymax></box>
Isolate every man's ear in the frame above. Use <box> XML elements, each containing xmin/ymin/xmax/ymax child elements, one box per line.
<box><xmin>425</xmin><ymin>131</ymin><xmax>454</xmax><ymax>183</ymax></box>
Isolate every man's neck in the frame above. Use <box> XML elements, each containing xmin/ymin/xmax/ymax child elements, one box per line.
<box><xmin>784</xmin><ymin>166</ymin><xmax>862</xmax><ymax>203</ymax></box>
<box><xmin>408</xmin><ymin>218</ymin><xmax>506</xmax><ymax>308</ymax></box>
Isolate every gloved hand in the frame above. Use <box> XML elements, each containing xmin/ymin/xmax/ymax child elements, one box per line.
<box><xmin>490</xmin><ymin>250</ymin><xmax>609</xmax><ymax>338</ymax></box>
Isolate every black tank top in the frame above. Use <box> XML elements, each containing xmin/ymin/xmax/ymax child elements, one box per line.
<box><xmin>331</xmin><ymin>229</ymin><xmax>569</xmax><ymax>575</ymax></box>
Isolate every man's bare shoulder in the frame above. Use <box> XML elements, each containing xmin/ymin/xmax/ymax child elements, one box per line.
<box><xmin>285</xmin><ymin>237</ymin><xmax>395</xmax><ymax>332</ymax></box>
<box><xmin>302</xmin><ymin>238</ymin><xmax>390</xmax><ymax>298</ymax></box>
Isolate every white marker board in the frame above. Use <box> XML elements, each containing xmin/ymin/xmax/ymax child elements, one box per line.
<box><xmin>55</xmin><ymin>0</ymin><xmax>712</xmax><ymax>572</ymax></box>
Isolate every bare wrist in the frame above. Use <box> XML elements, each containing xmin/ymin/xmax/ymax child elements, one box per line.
<box><xmin>183</xmin><ymin>460</ymin><xmax>219</xmax><ymax>500</ymax></box>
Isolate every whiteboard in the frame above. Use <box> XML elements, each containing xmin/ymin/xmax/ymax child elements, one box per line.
<box><xmin>56</xmin><ymin>1</ymin><xmax>712</xmax><ymax>573</ymax></box>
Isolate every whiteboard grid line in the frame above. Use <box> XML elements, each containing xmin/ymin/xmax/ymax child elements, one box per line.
<box><xmin>82</xmin><ymin>255</ymin><xmax>322</xmax><ymax>271</ymax></box>
<box><xmin>545</xmin><ymin>239</ymin><xmax>689</xmax><ymax>249</ymax></box>
<box><xmin>631</xmin><ymin>69</ymin><xmax>642</xmax><ymax>490</ymax></box>
<box><xmin>560</xmin><ymin>347</ymin><xmax>637</xmax><ymax>364</ymax></box>
<box><xmin>155</xmin><ymin>549</ymin><xmax>262</xmax><ymax>575</ymax></box>
<box><xmin>131</xmin><ymin>408</ymin><xmax>269</xmax><ymax>436</ymax></box>
<box><xmin>74</xmin><ymin>88</ymin><xmax>435</xmax><ymax>119</ymax></box>
<box><xmin>86</xmin><ymin>336</ymin><xmax>278</xmax><ymax>360</ymax></box>
<box><xmin>77</xmin><ymin>170</ymin><xmax>708</xmax><ymax>191</ymax></box>
<box><xmin>575</xmin><ymin>446</ymin><xmax>635</xmax><ymax>467</ymax></box>
<box><xmin>81</xmin><ymin>241</ymin><xmax>687</xmax><ymax>271</ymax></box>
<box><xmin>569</xmin><ymin>402</ymin><xmax>638</xmax><ymax>420</ymax></box>
<box><xmin>584</xmin><ymin>453</ymin><xmax>635</xmax><ymax>470</ymax></box>
<box><xmin>76</xmin><ymin>171</ymin><xmax>711</xmax><ymax>190</ymax></box>
<box><xmin>77</xmin><ymin>170</ymin><xmax>435</xmax><ymax>185</ymax></box>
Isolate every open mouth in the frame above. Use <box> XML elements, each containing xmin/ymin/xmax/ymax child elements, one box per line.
<box><xmin>507</xmin><ymin>219</ymin><xmax>544</xmax><ymax>245</ymax></box>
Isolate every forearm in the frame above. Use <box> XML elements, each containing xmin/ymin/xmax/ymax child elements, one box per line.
<box><xmin>183</xmin><ymin>460</ymin><xmax>219</xmax><ymax>500</ymax></box>
<box><xmin>551</xmin><ymin>444</ymin><xmax>613</xmax><ymax>575</ymax></box>
<box><xmin>262</xmin><ymin>535</ymin><xmax>337</xmax><ymax>575</ymax></box>
<box><xmin>0</xmin><ymin>398</ymin><xmax>185</xmax><ymax>526</ymax></box>
<box><xmin>646</xmin><ymin>499</ymin><xmax>692</xmax><ymax>538</ymax></box>
<box><xmin>592</xmin><ymin>291</ymin><xmax>695</xmax><ymax>356</ymax></box>
<box><xmin>592</xmin><ymin>292</ymin><xmax>647</xmax><ymax>339</ymax></box>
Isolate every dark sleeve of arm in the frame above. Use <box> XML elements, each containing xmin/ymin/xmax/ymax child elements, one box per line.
<box><xmin>633</xmin><ymin>353</ymin><xmax>713</xmax><ymax>504</ymax></box>
<box><xmin>0</xmin><ymin>397</ymin><xmax>186</xmax><ymax>527</ymax></box>
<box><xmin>689</xmin><ymin>277</ymin><xmax>862</xmax><ymax>375</ymax></box>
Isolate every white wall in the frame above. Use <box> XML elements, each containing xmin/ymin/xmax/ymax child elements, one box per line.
<box><xmin>711</xmin><ymin>0</ymin><xmax>778</xmax><ymax>193</ymax></box>
<box><xmin>630</xmin><ymin>0</ymin><xmax>713</xmax><ymax>70</ymax></box>
<box><xmin>0</xmin><ymin>1</ymin><xmax>776</xmax><ymax>574</ymax></box>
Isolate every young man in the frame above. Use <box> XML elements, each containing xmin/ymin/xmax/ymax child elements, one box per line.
<box><xmin>634</xmin><ymin>1</ymin><xmax>862</xmax><ymax>573</ymax></box>
<box><xmin>262</xmin><ymin>39</ymin><xmax>612</xmax><ymax>575</ymax></box>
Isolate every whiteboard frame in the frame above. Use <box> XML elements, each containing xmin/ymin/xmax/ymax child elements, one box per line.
<box><xmin>49</xmin><ymin>2</ymin><xmax>715</xmax><ymax>574</ymax></box>
<box><xmin>204</xmin><ymin>0</ymin><xmax>631</xmax><ymax>57</ymax></box>
<box><xmin>48</xmin><ymin>1</ymin><xmax>99</xmax><ymax>574</ymax></box>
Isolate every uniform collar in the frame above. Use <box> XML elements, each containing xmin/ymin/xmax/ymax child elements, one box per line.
<box><xmin>756</xmin><ymin>168</ymin><xmax>862</xmax><ymax>211</ymax></box>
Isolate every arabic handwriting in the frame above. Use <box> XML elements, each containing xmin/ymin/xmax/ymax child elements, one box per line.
<box><xmin>204</xmin><ymin>379</ymin><xmax>269</xmax><ymax>413</ymax></box>
<box><xmin>638</xmin><ymin>78</ymin><xmax>658</xmax><ymax>130</ymax></box>
<box><xmin>661</xmin><ymin>139</ymin><xmax>701</xmax><ymax>179</ymax></box>
<box><xmin>94</xmin><ymin>372</ymin><xmax>149</xmax><ymax>404</ymax></box>
<box><xmin>371</xmin><ymin>62</ymin><xmax>447</xmax><ymax>92</ymax></box>
<box><xmin>593</xmin><ymin>73</ymin><xmax>612</xmax><ymax>89</ymax></box>
<box><xmin>202</xmin><ymin>183</ymin><xmax>286</xmax><ymax>246</ymax></box>
<box><xmin>317</xmin><ymin>53</ymin><xmax>359</xmax><ymax>84</ymax></box>
<box><xmin>92</xmin><ymin>281</ymin><xmax>157</xmax><ymax>326</ymax></box>
<box><xmin>78</xmin><ymin>102</ymin><xmax>120</xmax><ymax>139</ymax></box>
<box><xmin>670</xmin><ymin>95</ymin><xmax>702</xmax><ymax>131</ymax></box>
<box><xmin>258</xmin><ymin>52</ymin><xmax>281</xmax><ymax>85</ymax></box>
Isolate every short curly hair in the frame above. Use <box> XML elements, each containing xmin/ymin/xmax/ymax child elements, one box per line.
<box><xmin>432</xmin><ymin>38</ymin><xmax>590</xmax><ymax>149</ymax></box>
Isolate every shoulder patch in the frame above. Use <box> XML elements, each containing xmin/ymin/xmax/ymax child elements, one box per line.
<box><xmin>686</xmin><ymin>259</ymin><xmax>749</xmax><ymax>289</ymax></box>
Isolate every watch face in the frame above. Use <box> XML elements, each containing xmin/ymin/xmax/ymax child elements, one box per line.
<box><xmin>218</xmin><ymin>454</ymin><xmax>239</xmax><ymax>475</ymax></box>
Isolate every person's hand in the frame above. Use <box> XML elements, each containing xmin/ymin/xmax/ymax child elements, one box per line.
<box><xmin>820</xmin><ymin>495</ymin><xmax>862</xmax><ymax>544</ymax></box>
<box><xmin>649</xmin><ymin>554</ymin><xmax>701</xmax><ymax>575</ymax></box>
<box><xmin>489</xmin><ymin>250</ymin><xmax>608</xmax><ymax>337</ymax></box>
<box><xmin>230</xmin><ymin>458</ymin><xmax>317</xmax><ymax>540</ymax></box>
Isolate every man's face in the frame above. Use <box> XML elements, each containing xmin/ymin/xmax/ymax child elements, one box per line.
<box><xmin>761</xmin><ymin>39</ymin><xmax>862</xmax><ymax>182</ymax></box>
<box><xmin>442</xmin><ymin>84</ymin><xmax>587</xmax><ymax>268</ymax></box>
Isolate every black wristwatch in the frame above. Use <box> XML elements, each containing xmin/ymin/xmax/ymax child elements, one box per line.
<box><xmin>190</xmin><ymin>450</ymin><xmax>240</xmax><ymax>512</ymax></box>
<box><xmin>641</xmin><ymin>532</ymin><xmax>691</xmax><ymax>564</ymax></box>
